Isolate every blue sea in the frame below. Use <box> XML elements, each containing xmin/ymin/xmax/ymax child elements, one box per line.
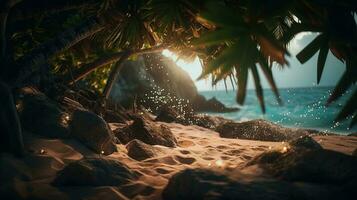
<box><xmin>200</xmin><ymin>87</ymin><xmax>356</xmax><ymax>135</ymax></box>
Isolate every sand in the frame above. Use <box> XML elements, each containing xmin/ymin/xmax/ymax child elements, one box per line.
<box><xmin>2</xmin><ymin>122</ymin><xmax>357</xmax><ymax>200</ymax></box>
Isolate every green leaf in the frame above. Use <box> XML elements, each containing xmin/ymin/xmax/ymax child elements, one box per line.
<box><xmin>236</xmin><ymin>65</ymin><xmax>248</xmax><ymax>105</ymax></box>
<box><xmin>350</xmin><ymin>113</ymin><xmax>357</xmax><ymax>128</ymax></box>
<box><xmin>296</xmin><ymin>34</ymin><xmax>324</xmax><ymax>64</ymax></box>
<box><xmin>335</xmin><ymin>89</ymin><xmax>357</xmax><ymax>121</ymax></box>
<box><xmin>200</xmin><ymin>1</ymin><xmax>245</xmax><ymax>27</ymax></box>
<box><xmin>213</xmin><ymin>64</ymin><xmax>234</xmax><ymax>85</ymax></box>
<box><xmin>192</xmin><ymin>28</ymin><xmax>246</xmax><ymax>46</ymax></box>
<box><xmin>258</xmin><ymin>55</ymin><xmax>283</xmax><ymax>105</ymax></box>
<box><xmin>317</xmin><ymin>42</ymin><xmax>329</xmax><ymax>84</ymax></box>
<box><xmin>198</xmin><ymin>44</ymin><xmax>240</xmax><ymax>79</ymax></box>
<box><xmin>251</xmin><ymin>64</ymin><xmax>266</xmax><ymax>113</ymax></box>
<box><xmin>327</xmin><ymin>71</ymin><xmax>354</xmax><ymax>105</ymax></box>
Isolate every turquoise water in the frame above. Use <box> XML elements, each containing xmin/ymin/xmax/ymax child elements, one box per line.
<box><xmin>200</xmin><ymin>87</ymin><xmax>356</xmax><ymax>135</ymax></box>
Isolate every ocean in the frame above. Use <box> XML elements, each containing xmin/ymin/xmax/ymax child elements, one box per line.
<box><xmin>199</xmin><ymin>87</ymin><xmax>356</xmax><ymax>135</ymax></box>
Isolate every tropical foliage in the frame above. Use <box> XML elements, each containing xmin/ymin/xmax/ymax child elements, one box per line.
<box><xmin>1</xmin><ymin>0</ymin><xmax>356</xmax><ymax>126</ymax></box>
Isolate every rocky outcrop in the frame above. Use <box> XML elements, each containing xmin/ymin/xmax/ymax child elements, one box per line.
<box><xmin>114</xmin><ymin>115</ymin><xmax>177</xmax><ymax>147</ymax></box>
<box><xmin>17</xmin><ymin>87</ymin><xmax>70</xmax><ymax>138</ymax></box>
<box><xmin>53</xmin><ymin>158</ymin><xmax>138</xmax><ymax>186</ymax></box>
<box><xmin>192</xmin><ymin>95</ymin><xmax>239</xmax><ymax>113</ymax></box>
<box><xmin>70</xmin><ymin>110</ymin><xmax>117</xmax><ymax>155</ymax></box>
<box><xmin>216</xmin><ymin>119</ymin><xmax>312</xmax><ymax>141</ymax></box>
<box><xmin>109</xmin><ymin>53</ymin><xmax>238</xmax><ymax>114</ymax></box>
<box><xmin>126</xmin><ymin>139</ymin><xmax>159</xmax><ymax>161</ymax></box>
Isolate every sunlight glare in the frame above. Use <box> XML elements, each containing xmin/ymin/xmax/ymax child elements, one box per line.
<box><xmin>161</xmin><ymin>49</ymin><xmax>202</xmax><ymax>78</ymax></box>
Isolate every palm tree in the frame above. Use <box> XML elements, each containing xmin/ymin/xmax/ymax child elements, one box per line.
<box><xmin>1</xmin><ymin>0</ymin><xmax>356</xmax><ymax>156</ymax></box>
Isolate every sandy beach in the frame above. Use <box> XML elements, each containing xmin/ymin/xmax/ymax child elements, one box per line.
<box><xmin>2</xmin><ymin>120</ymin><xmax>356</xmax><ymax>200</ymax></box>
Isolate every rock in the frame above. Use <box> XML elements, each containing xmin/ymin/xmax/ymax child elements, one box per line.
<box><xmin>126</xmin><ymin>139</ymin><xmax>158</xmax><ymax>161</ymax></box>
<box><xmin>193</xmin><ymin>95</ymin><xmax>240</xmax><ymax>113</ymax></box>
<box><xmin>69</xmin><ymin>110</ymin><xmax>117</xmax><ymax>155</ymax></box>
<box><xmin>103</xmin><ymin>110</ymin><xmax>128</xmax><ymax>123</ymax></box>
<box><xmin>17</xmin><ymin>87</ymin><xmax>70</xmax><ymax>138</ymax></box>
<box><xmin>289</xmin><ymin>136</ymin><xmax>322</xmax><ymax>150</ymax></box>
<box><xmin>115</xmin><ymin>115</ymin><xmax>177</xmax><ymax>147</ymax></box>
<box><xmin>352</xmin><ymin>148</ymin><xmax>357</xmax><ymax>156</ymax></box>
<box><xmin>216</xmin><ymin>119</ymin><xmax>309</xmax><ymax>141</ymax></box>
<box><xmin>155</xmin><ymin>106</ymin><xmax>183</xmax><ymax>123</ymax></box>
<box><xmin>348</xmin><ymin>132</ymin><xmax>357</xmax><ymax>137</ymax></box>
<box><xmin>113</xmin><ymin>125</ymin><xmax>132</xmax><ymax>145</ymax></box>
<box><xmin>162</xmin><ymin>168</ymin><xmax>323</xmax><ymax>200</ymax></box>
<box><xmin>191</xmin><ymin>114</ymin><xmax>232</xmax><ymax>129</ymax></box>
<box><xmin>155</xmin><ymin>106</ymin><xmax>231</xmax><ymax>130</ymax></box>
<box><xmin>247</xmin><ymin>148</ymin><xmax>357</xmax><ymax>184</ymax></box>
<box><xmin>53</xmin><ymin>158</ymin><xmax>138</xmax><ymax>186</ymax></box>
<box><xmin>0</xmin><ymin>81</ymin><xmax>24</xmax><ymax>156</ymax></box>
<box><xmin>109</xmin><ymin>53</ymin><xmax>237</xmax><ymax>113</ymax></box>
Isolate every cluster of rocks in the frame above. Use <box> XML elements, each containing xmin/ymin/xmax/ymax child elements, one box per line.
<box><xmin>155</xmin><ymin>107</ymin><xmax>329</xmax><ymax>142</ymax></box>
<box><xmin>15</xmin><ymin>87</ymin><xmax>179</xmax><ymax>160</ymax></box>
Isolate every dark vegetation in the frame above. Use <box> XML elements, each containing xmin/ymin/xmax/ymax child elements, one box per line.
<box><xmin>0</xmin><ymin>0</ymin><xmax>356</xmax><ymax>157</ymax></box>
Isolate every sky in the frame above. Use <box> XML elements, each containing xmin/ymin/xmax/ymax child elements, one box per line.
<box><xmin>162</xmin><ymin>32</ymin><xmax>346</xmax><ymax>91</ymax></box>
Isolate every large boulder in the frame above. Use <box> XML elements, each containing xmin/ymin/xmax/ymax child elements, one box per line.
<box><xmin>70</xmin><ymin>110</ymin><xmax>117</xmax><ymax>155</ymax></box>
<box><xmin>17</xmin><ymin>87</ymin><xmax>70</xmax><ymax>138</ymax></box>
<box><xmin>289</xmin><ymin>136</ymin><xmax>322</xmax><ymax>150</ymax></box>
<box><xmin>114</xmin><ymin>115</ymin><xmax>177</xmax><ymax>147</ymax></box>
<box><xmin>126</xmin><ymin>139</ymin><xmax>159</xmax><ymax>161</ymax></box>
<box><xmin>53</xmin><ymin>158</ymin><xmax>138</xmax><ymax>186</ymax></box>
<box><xmin>162</xmin><ymin>169</ymin><xmax>326</xmax><ymax>200</ymax></box>
<box><xmin>109</xmin><ymin>53</ymin><xmax>237</xmax><ymax>113</ymax></box>
<box><xmin>247</xmin><ymin>148</ymin><xmax>357</xmax><ymax>184</ymax></box>
<box><xmin>216</xmin><ymin>119</ymin><xmax>309</xmax><ymax>141</ymax></box>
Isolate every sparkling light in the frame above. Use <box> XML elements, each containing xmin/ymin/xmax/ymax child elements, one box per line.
<box><xmin>215</xmin><ymin>159</ymin><xmax>224</xmax><ymax>167</ymax></box>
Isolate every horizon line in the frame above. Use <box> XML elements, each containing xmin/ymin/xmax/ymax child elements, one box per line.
<box><xmin>197</xmin><ymin>85</ymin><xmax>336</xmax><ymax>92</ymax></box>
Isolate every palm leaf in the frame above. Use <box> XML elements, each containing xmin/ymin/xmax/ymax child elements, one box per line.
<box><xmin>296</xmin><ymin>34</ymin><xmax>324</xmax><ymax>64</ymax></box>
<box><xmin>192</xmin><ymin>28</ymin><xmax>245</xmax><ymax>46</ymax></box>
<box><xmin>251</xmin><ymin>64</ymin><xmax>266</xmax><ymax>113</ymax></box>
<box><xmin>236</xmin><ymin>65</ymin><xmax>248</xmax><ymax>105</ymax></box>
<box><xmin>335</xmin><ymin>89</ymin><xmax>357</xmax><ymax>122</ymax></box>
<box><xmin>326</xmin><ymin>71</ymin><xmax>354</xmax><ymax>105</ymax></box>
<box><xmin>317</xmin><ymin>42</ymin><xmax>329</xmax><ymax>84</ymax></box>
<box><xmin>199</xmin><ymin>1</ymin><xmax>245</xmax><ymax>28</ymax></box>
<box><xmin>258</xmin><ymin>55</ymin><xmax>283</xmax><ymax>105</ymax></box>
<box><xmin>198</xmin><ymin>44</ymin><xmax>240</xmax><ymax>79</ymax></box>
<box><xmin>350</xmin><ymin>113</ymin><xmax>357</xmax><ymax>128</ymax></box>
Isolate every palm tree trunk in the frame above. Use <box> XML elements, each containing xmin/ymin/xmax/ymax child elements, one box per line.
<box><xmin>102</xmin><ymin>51</ymin><xmax>132</xmax><ymax>99</ymax></box>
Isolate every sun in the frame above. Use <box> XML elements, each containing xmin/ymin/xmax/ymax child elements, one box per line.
<box><xmin>161</xmin><ymin>49</ymin><xmax>203</xmax><ymax>80</ymax></box>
